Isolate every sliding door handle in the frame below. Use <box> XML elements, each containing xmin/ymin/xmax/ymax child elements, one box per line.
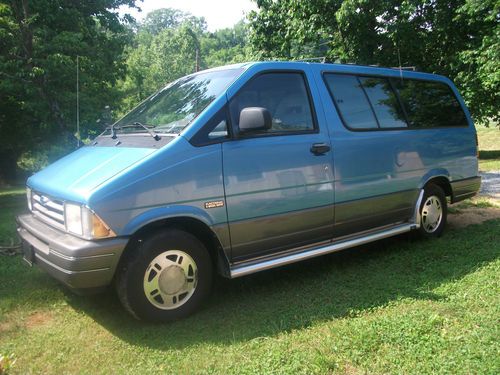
<box><xmin>310</xmin><ymin>143</ymin><xmax>331</xmax><ymax>155</ymax></box>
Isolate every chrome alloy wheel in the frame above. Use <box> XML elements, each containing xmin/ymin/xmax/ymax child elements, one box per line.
<box><xmin>421</xmin><ymin>195</ymin><xmax>443</xmax><ymax>233</ymax></box>
<box><xmin>143</xmin><ymin>250</ymin><xmax>198</xmax><ymax>310</ymax></box>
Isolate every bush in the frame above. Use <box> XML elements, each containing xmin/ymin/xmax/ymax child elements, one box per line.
<box><xmin>17</xmin><ymin>143</ymin><xmax>74</xmax><ymax>175</ymax></box>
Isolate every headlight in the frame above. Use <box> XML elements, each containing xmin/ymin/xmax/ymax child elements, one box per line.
<box><xmin>26</xmin><ymin>187</ymin><xmax>32</xmax><ymax>211</ymax></box>
<box><xmin>65</xmin><ymin>203</ymin><xmax>83</xmax><ymax>235</ymax></box>
<box><xmin>64</xmin><ymin>203</ymin><xmax>116</xmax><ymax>239</ymax></box>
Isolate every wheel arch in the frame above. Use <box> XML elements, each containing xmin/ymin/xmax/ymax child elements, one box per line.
<box><xmin>424</xmin><ymin>176</ymin><xmax>452</xmax><ymax>197</ymax></box>
<box><xmin>119</xmin><ymin>214</ymin><xmax>231</xmax><ymax>278</ymax></box>
<box><xmin>419</xmin><ymin>170</ymin><xmax>453</xmax><ymax>198</ymax></box>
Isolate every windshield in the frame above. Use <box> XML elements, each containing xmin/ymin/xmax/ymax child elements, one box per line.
<box><xmin>112</xmin><ymin>68</ymin><xmax>243</xmax><ymax>135</ymax></box>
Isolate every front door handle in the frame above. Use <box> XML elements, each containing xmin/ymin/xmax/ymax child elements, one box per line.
<box><xmin>310</xmin><ymin>143</ymin><xmax>331</xmax><ymax>155</ymax></box>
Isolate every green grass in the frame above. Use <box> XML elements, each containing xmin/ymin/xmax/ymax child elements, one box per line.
<box><xmin>0</xmin><ymin>187</ymin><xmax>24</xmax><ymax>197</ymax></box>
<box><xmin>447</xmin><ymin>196</ymin><xmax>499</xmax><ymax>213</ymax></box>
<box><xmin>476</xmin><ymin>126</ymin><xmax>500</xmax><ymax>152</ymax></box>
<box><xmin>477</xmin><ymin>127</ymin><xmax>500</xmax><ymax>172</ymax></box>
<box><xmin>479</xmin><ymin>158</ymin><xmax>500</xmax><ymax>172</ymax></box>
<box><xmin>1</xmin><ymin>194</ymin><xmax>499</xmax><ymax>374</ymax></box>
<box><xmin>0</xmin><ymin>189</ymin><xmax>24</xmax><ymax>245</ymax></box>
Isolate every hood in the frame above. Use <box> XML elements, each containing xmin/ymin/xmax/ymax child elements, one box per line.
<box><xmin>27</xmin><ymin>146</ymin><xmax>156</xmax><ymax>203</ymax></box>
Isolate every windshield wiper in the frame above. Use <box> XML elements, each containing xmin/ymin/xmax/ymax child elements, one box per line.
<box><xmin>110</xmin><ymin>122</ymin><xmax>160</xmax><ymax>141</ymax></box>
<box><xmin>110</xmin><ymin>122</ymin><xmax>118</xmax><ymax>139</ymax></box>
<box><xmin>131</xmin><ymin>122</ymin><xmax>161</xmax><ymax>140</ymax></box>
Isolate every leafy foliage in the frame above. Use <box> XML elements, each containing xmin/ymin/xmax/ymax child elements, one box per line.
<box><xmin>201</xmin><ymin>21</ymin><xmax>251</xmax><ymax>68</ymax></box>
<box><xmin>0</xmin><ymin>1</ymin><xmax>497</xmax><ymax>182</ymax></box>
<box><xmin>0</xmin><ymin>0</ymin><xmax>136</xmax><ymax>180</ymax></box>
<box><xmin>118</xmin><ymin>25</ymin><xmax>202</xmax><ymax>112</ymax></box>
<box><xmin>249</xmin><ymin>0</ymin><xmax>500</xmax><ymax>125</ymax></box>
<box><xmin>118</xmin><ymin>9</ymin><xmax>251</xmax><ymax>114</ymax></box>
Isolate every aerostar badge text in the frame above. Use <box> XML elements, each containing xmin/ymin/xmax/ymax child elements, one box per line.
<box><xmin>204</xmin><ymin>200</ymin><xmax>224</xmax><ymax>209</ymax></box>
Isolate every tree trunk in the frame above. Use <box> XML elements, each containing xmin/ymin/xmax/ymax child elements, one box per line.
<box><xmin>0</xmin><ymin>150</ymin><xmax>21</xmax><ymax>185</ymax></box>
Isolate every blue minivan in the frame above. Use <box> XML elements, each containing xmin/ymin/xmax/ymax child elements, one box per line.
<box><xmin>17</xmin><ymin>61</ymin><xmax>481</xmax><ymax>321</ymax></box>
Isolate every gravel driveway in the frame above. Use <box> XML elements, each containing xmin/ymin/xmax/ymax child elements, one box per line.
<box><xmin>479</xmin><ymin>171</ymin><xmax>500</xmax><ymax>199</ymax></box>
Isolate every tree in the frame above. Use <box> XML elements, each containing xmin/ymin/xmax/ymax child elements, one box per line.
<box><xmin>0</xmin><ymin>0</ymin><xmax>136</xmax><ymax>181</ymax></box>
<box><xmin>454</xmin><ymin>0</ymin><xmax>500</xmax><ymax>124</ymax></box>
<box><xmin>118</xmin><ymin>9</ymin><xmax>251</xmax><ymax>113</ymax></box>
<box><xmin>200</xmin><ymin>20</ymin><xmax>251</xmax><ymax>68</ymax></box>
<box><xmin>142</xmin><ymin>8</ymin><xmax>207</xmax><ymax>35</ymax></box>
<box><xmin>248</xmin><ymin>0</ymin><xmax>499</xmax><ymax>124</ymax></box>
<box><xmin>118</xmin><ymin>11</ymin><xmax>205</xmax><ymax>113</ymax></box>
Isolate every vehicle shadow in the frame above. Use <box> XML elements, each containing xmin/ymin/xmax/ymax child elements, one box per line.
<box><xmin>66</xmin><ymin>219</ymin><xmax>499</xmax><ymax>350</ymax></box>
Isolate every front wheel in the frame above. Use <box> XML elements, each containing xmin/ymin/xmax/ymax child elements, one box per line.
<box><xmin>417</xmin><ymin>184</ymin><xmax>447</xmax><ymax>238</ymax></box>
<box><xmin>116</xmin><ymin>229</ymin><xmax>213</xmax><ymax>322</ymax></box>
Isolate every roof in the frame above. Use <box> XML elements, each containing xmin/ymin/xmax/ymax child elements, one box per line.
<box><xmin>206</xmin><ymin>60</ymin><xmax>450</xmax><ymax>83</ymax></box>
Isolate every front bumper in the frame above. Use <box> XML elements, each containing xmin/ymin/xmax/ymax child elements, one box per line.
<box><xmin>16</xmin><ymin>214</ymin><xmax>128</xmax><ymax>291</ymax></box>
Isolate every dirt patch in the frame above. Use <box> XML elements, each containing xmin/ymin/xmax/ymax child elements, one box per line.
<box><xmin>0</xmin><ymin>311</ymin><xmax>53</xmax><ymax>335</ymax></box>
<box><xmin>25</xmin><ymin>311</ymin><xmax>53</xmax><ymax>329</ymax></box>
<box><xmin>448</xmin><ymin>207</ymin><xmax>500</xmax><ymax>229</ymax></box>
<box><xmin>343</xmin><ymin>363</ymin><xmax>364</xmax><ymax>375</ymax></box>
<box><xmin>0</xmin><ymin>320</ymin><xmax>17</xmax><ymax>335</ymax></box>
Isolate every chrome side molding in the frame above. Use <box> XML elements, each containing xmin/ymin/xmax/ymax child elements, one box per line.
<box><xmin>230</xmin><ymin>223</ymin><xmax>414</xmax><ymax>278</ymax></box>
<box><xmin>412</xmin><ymin>189</ymin><xmax>424</xmax><ymax>229</ymax></box>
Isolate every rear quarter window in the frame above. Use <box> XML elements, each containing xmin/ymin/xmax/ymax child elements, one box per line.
<box><xmin>323</xmin><ymin>74</ymin><xmax>378</xmax><ymax>129</ymax></box>
<box><xmin>392</xmin><ymin>79</ymin><xmax>469</xmax><ymax>128</ymax></box>
<box><xmin>358</xmin><ymin>77</ymin><xmax>408</xmax><ymax>129</ymax></box>
<box><xmin>323</xmin><ymin>72</ymin><xmax>469</xmax><ymax>131</ymax></box>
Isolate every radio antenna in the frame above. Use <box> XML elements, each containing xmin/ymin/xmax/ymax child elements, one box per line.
<box><xmin>397</xmin><ymin>43</ymin><xmax>403</xmax><ymax>81</ymax></box>
<box><xmin>76</xmin><ymin>55</ymin><xmax>80</xmax><ymax>148</ymax></box>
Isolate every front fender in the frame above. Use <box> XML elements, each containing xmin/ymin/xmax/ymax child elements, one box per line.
<box><xmin>122</xmin><ymin>205</ymin><xmax>215</xmax><ymax>235</ymax></box>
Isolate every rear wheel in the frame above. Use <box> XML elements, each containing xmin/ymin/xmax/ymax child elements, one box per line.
<box><xmin>417</xmin><ymin>184</ymin><xmax>447</xmax><ymax>238</ymax></box>
<box><xmin>116</xmin><ymin>228</ymin><xmax>213</xmax><ymax>322</ymax></box>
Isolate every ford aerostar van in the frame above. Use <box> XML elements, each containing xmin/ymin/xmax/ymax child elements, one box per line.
<box><xmin>17</xmin><ymin>61</ymin><xmax>481</xmax><ymax>321</ymax></box>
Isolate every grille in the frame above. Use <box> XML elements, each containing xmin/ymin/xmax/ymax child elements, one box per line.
<box><xmin>31</xmin><ymin>191</ymin><xmax>66</xmax><ymax>230</ymax></box>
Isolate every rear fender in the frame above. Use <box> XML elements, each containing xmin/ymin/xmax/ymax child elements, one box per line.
<box><xmin>418</xmin><ymin>169</ymin><xmax>450</xmax><ymax>190</ymax></box>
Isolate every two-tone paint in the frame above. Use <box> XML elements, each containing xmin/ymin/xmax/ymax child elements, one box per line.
<box><xmin>17</xmin><ymin>61</ymin><xmax>480</xmax><ymax>292</ymax></box>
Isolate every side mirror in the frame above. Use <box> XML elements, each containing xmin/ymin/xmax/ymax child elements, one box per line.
<box><xmin>239</xmin><ymin>107</ymin><xmax>272</xmax><ymax>134</ymax></box>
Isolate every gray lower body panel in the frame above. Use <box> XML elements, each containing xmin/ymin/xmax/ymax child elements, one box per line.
<box><xmin>230</xmin><ymin>189</ymin><xmax>418</xmax><ymax>262</ymax></box>
<box><xmin>451</xmin><ymin>176</ymin><xmax>481</xmax><ymax>203</ymax></box>
<box><xmin>230</xmin><ymin>204</ymin><xmax>334</xmax><ymax>262</ymax></box>
<box><xmin>333</xmin><ymin>189</ymin><xmax>419</xmax><ymax>238</ymax></box>
<box><xmin>16</xmin><ymin>214</ymin><xmax>128</xmax><ymax>291</ymax></box>
<box><xmin>229</xmin><ymin>190</ymin><xmax>425</xmax><ymax>278</ymax></box>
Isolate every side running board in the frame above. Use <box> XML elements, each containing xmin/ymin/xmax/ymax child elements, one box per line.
<box><xmin>229</xmin><ymin>189</ymin><xmax>424</xmax><ymax>279</ymax></box>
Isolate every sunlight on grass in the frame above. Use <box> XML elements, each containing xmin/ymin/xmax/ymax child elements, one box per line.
<box><xmin>476</xmin><ymin>126</ymin><xmax>500</xmax><ymax>152</ymax></box>
<box><xmin>476</xmin><ymin>127</ymin><xmax>500</xmax><ymax>172</ymax></box>
<box><xmin>448</xmin><ymin>196</ymin><xmax>500</xmax><ymax>214</ymax></box>
<box><xmin>0</xmin><ymin>190</ymin><xmax>499</xmax><ymax>374</ymax></box>
<box><xmin>0</xmin><ymin>187</ymin><xmax>24</xmax><ymax>197</ymax></box>
<box><xmin>479</xmin><ymin>158</ymin><xmax>500</xmax><ymax>172</ymax></box>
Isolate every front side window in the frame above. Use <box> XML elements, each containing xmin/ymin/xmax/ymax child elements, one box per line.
<box><xmin>229</xmin><ymin>72</ymin><xmax>315</xmax><ymax>134</ymax></box>
<box><xmin>393</xmin><ymin>79</ymin><xmax>468</xmax><ymax>128</ymax></box>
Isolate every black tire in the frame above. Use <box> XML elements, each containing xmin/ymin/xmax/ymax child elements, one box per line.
<box><xmin>115</xmin><ymin>228</ymin><xmax>213</xmax><ymax>322</ymax></box>
<box><xmin>417</xmin><ymin>184</ymin><xmax>447</xmax><ymax>238</ymax></box>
